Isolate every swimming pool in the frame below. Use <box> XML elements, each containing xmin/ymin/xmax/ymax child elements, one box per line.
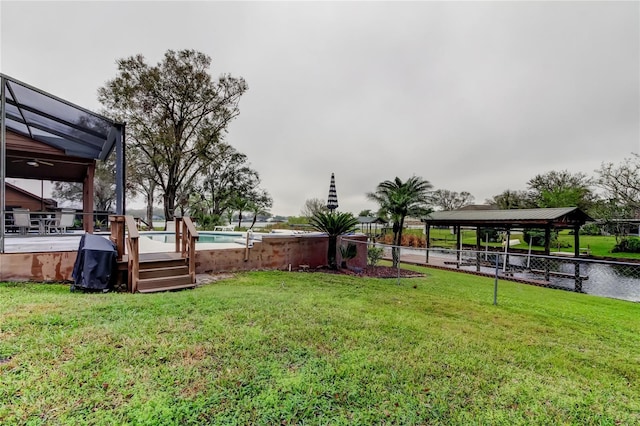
<box><xmin>142</xmin><ymin>231</ymin><xmax>243</xmax><ymax>244</ymax></box>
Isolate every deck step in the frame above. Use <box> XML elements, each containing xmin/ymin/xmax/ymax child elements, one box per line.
<box><xmin>139</xmin><ymin>265</ymin><xmax>189</xmax><ymax>280</ymax></box>
<box><xmin>138</xmin><ymin>283</ymin><xmax>196</xmax><ymax>293</ymax></box>
<box><xmin>118</xmin><ymin>258</ymin><xmax>186</xmax><ymax>271</ymax></box>
<box><xmin>137</xmin><ymin>274</ymin><xmax>194</xmax><ymax>292</ymax></box>
<box><xmin>139</xmin><ymin>258</ymin><xmax>186</xmax><ymax>270</ymax></box>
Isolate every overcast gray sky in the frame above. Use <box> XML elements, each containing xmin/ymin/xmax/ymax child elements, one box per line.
<box><xmin>2</xmin><ymin>1</ymin><xmax>639</xmax><ymax>216</ymax></box>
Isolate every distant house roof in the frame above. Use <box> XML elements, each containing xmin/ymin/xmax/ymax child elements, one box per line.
<box><xmin>357</xmin><ymin>216</ymin><xmax>387</xmax><ymax>225</ymax></box>
<box><xmin>422</xmin><ymin>207</ymin><xmax>593</xmax><ymax>229</ymax></box>
<box><xmin>5</xmin><ymin>182</ymin><xmax>57</xmax><ymax>210</ymax></box>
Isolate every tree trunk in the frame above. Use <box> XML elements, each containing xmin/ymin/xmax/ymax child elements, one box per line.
<box><xmin>145</xmin><ymin>181</ymin><xmax>155</xmax><ymax>229</ymax></box>
<box><xmin>237</xmin><ymin>212</ymin><xmax>243</xmax><ymax>229</ymax></box>
<box><xmin>164</xmin><ymin>186</ymin><xmax>176</xmax><ymax>221</ymax></box>
<box><xmin>391</xmin><ymin>217</ymin><xmax>406</xmax><ymax>268</ymax></box>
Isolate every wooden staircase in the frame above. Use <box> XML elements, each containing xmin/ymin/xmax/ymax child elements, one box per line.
<box><xmin>110</xmin><ymin>215</ymin><xmax>199</xmax><ymax>293</ymax></box>
<box><xmin>136</xmin><ymin>252</ymin><xmax>194</xmax><ymax>293</ymax></box>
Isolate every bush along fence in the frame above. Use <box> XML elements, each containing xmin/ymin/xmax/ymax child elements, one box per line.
<box><xmin>342</xmin><ymin>238</ymin><xmax>640</xmax><ymax>303</ymax></box>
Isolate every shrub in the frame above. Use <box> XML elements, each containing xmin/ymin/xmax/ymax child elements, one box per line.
<box><xmin>378</xmin><ymin>233</ymin><xmax>425</xmax><ymax>247</ymax></box>
<box><xmin>580</xmin><ymin>223</ymin><xmax>602</xmax><ymax>236</ymax></box>
<box><xmin>367</xmin><ymin>246</ymin><xmax>384</xmax><ymax>266</ymax></box>
<box><xmin>339</xmin><ymin>243</ymin><xmax>358</xmax><ymax>268</ymax></box>
<box><xmin>479</xmin><ymin>227</ymin><xmax>500</xmax><ymax>242</ymax></box>
<box><xmin>309</xmin><ymin>211</ymin><xmax>359</xmax><ymax>269</ymax></box>
<box><xmin>612</xmin><ymin>237</ymin><xmax>640</xmax><ymax>253</ymax></box>
<box><xmin>523</xmin><ymin>229</ymin><xmax>570</xmax><ymax>248</ymax></box>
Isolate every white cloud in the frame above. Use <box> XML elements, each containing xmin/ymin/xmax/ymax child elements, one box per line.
<box><xmin>2</xmin><ymin>1</ymin><xmax>638</xmax><ymax>216</ymax></box>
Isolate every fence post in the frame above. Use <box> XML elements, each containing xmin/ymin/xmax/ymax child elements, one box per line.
<box><xmin>574</xmin><ymin>259</ymin><xmax>583</xmax><ymax>293</ymax></box>
<box><xmin>456</xmin><ymin>226</ymin><xmax>461</xmax><ymax>269</ymax></box>
<box><xmin>544</xmin><ymin>257</ymin><xmax>550</xmax><ymax>282</ymax></box>
<box><xmin>493</xmin><ymin>252</ymin><xmax>499</xmax><ymax>305</ymax></box>
<box><xmin>396</xmin><ymin>245</ymin><xmax>401</xmax><ymax>285</ymax></box>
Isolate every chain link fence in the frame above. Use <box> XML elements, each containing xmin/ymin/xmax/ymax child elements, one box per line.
<box><xmin>342</xmin><ymin>238</ymin><xmax>640</xmax><ymax>303</ymax></box>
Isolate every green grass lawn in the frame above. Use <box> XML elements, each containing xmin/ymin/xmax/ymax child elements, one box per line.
<box><xmin>1</xmin><ymin>269</ymin><xmax>639</xmax><ymax>425</ymax></box>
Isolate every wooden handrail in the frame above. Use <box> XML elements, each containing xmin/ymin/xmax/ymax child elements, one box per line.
<box><xmin>109</xmin><ymin>215</ymin><xmax>140</xmax><ymax>293</ymax></box>
<box><xmin>124</xmin><ymin>215</ymin><xmax>140</xmax><ymax>293</ymax></box>
<box><xmin>183</xmin><ymin>216</ymin><xmax>198</xmax><ymax>237</ymax></box>
<box><xmin>124</xmin><ymin>215</ymin><xmax>139</xmax><ymax>239</ymax></box>
<box><xmin>174</xmin><ymin>216</ymin><xmax>199</xmax><ymax>283</ymax></box>
<box><xmin>109</xmin><ymin>215</ymin><xmax>196</xmax><ymax>293</ymax></box>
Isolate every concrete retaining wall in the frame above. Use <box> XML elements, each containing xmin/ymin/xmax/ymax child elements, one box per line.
<box><xmin>0</xmin><ymin>234</ymin><xmax>368</xmax><ymax>282</ymax></box>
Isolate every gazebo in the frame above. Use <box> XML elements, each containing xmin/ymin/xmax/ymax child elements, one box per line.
<box><xmin>357</xmin><ymin>216</ymin><xmax>387</xmax><ymax>238</ymax></box>
<box><xmin>0</xmin><ymin>74</ymin><xmax>125</xmax><ymax>252</ymax></box>
<box><xmin>421</xmin><ymin>207</ymin><xmax>593</xmax><ymax>261</ymax></box>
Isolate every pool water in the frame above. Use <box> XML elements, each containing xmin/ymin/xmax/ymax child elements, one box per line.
<box><xmin>143</xmin><ymin>232</ymin><xmax>240</xmax><ymax>244</ymax></box>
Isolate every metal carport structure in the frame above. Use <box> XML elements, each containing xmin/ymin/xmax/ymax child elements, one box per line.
<box><xmin>0</xmin><ymin>74</ymin><xmax>125</xmax><ymax>252</ymax></box>
<box><xmin>421</xmin><ymin>207</ymin><xmax>593</xmax><ymax>262</ymax></box>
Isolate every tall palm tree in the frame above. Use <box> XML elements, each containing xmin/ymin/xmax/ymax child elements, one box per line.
<box><xmin>367</xmin><ymin>176</ymin><xmax>433</xmax><ymax>267</ymax></box>
<box><xmin>309</xmin><ymin>211</ymin><xmax>359</xmax><ymax>269</ymax></box>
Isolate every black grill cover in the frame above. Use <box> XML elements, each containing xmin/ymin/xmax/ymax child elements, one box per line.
<box><xmin>72</xmin><ymin>234</ymin><xmax>117</xmax><ymax>291</ymax></box>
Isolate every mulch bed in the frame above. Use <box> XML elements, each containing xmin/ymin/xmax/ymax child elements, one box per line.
<box><xmin>319</xmin><ymin>265</ymin><xmax>425</xmax><ymax>278</ymax></box>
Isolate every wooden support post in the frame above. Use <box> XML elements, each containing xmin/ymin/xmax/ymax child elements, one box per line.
<box><xmin>573</xmin><ymin>224</ymin><xmax>583</xmax><ymax>291</ymax></box>
<box><xmin>108</xmin><ymin>215</ymin><xmax>125</xmax><ymax>260</ymax></box>
<box><xmin>503</xmin><ymin>228</ymin><xmax>511</xmax><ymax>273</ymax></box>
<box><xmin>456</xmin><ymin>226</ymin><xmax>461</xmax><ymax>268</ymax></box>
<box><xmin>574</xmin><ymin>259</ymin><xmax>582</xmax><ymax>293</ymax></box>
<box><xmin>544</xmin><ymin>226</ymin><xmax>551</xmax><ymax>281</ymax></box>
<box><xmin>476</xmin><ymin>226</ymin><xmax>481</xmax><ymax>272</ymax></box>
<box><xmin>175</xmin><ymin>217</ymin><xmax>181</xmax><ymax>254</ymax></box>
<box><xmin>425</xmin><ymin>224</ymin><xmax>430</xmax><ymax>264</ymax></box>
<box><xmin>83</xmin><ymin>162</ymin><xmax>95</xmax><ymax>234</ymax></box>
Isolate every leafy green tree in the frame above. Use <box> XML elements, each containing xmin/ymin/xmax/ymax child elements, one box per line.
<box><xmin>196</xmin><ymin>130</ymin><xmax>262</xmax><ymax>221</ymax></box>
<box><xmin>309</xmin><ymin>211</ymin><xmax>359</xmax><ymax>269</ymax></box>
<box><xmin>126</xmin><ymin>145</ymin><xmax>158</xmax><ymax>226</ymax></box>
<box><xmin>247</xmin><ymin>189</ymin><xmax>273</xmax><ymax>229</ymax></box>
<box><xmin>432</xmin><ymin>189</ymin><xmax>475</xmax><ymax>211</ymax></box>
<box><xmin>98</xmin><ymin>49</ymin><xmax>248</xmax><ymax>220</ymax></box>
<box><xmin>527</xmin><ymin>170</ymin><xmax>595</xmax><ymax>210</ymax></box>
<box><xmin>358</xmin><ymin>209</ymin><xmax>375</xmax><ymax>217</ymax></box>
<box><xmin>52</xmin><ymin>157</ymin><xmax>117</xmax><ymax>211</ymax></box>
<box><xmin>229</xmin><ymin>196</ymin><xmax>251</xmax><ymax>229</ymax></box>
<box><xmin>589</xmin><ymin>198</ymin><xmax>637</xmax><ymax>243</ymax></box>
<box><xmin>486</xmin><ymin>189</ymin><xmax>535</xmax><ymax>209</ymax></box>
<box><xmin>301</xmin><ymin>198</ymin><xmax>329</xmax><ymax>218</ymax></box>
<box><xmin>367</xmin><ymin>176</ymin><xmax>433</xmax><ymax>267</ymax></box>
<box><xmin>596</xmin><ymin>154</ymin><xmax>640</xmax><ymax>213</ymax></box>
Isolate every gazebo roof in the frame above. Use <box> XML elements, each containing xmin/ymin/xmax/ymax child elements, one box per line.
<box><xmin>357</xmin><ymin>216</ymin><xmax>387</xmax><ymax>225</ymax></box>
<box><xmin>422</xmin><ymin>207</ymin><xmax>593</xmax><ymax>229</ymax></box>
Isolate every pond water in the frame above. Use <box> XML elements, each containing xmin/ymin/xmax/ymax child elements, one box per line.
<box><xmin>398</xmin><ymin>248</ymin><xmax>640</xmax><ymax>302</ymax></box>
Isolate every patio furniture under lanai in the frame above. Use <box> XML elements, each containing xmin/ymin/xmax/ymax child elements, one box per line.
<box><xmin>12</xmin><ymin>208</ymin><xmax>40</xmax><ymax>235</ymax></box>
<box><xmin>46</xmin><ymin>209</ymin><xmax>76</xmax><ymax>234</ymax></box>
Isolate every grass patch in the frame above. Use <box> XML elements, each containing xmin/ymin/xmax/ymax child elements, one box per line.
<box><xmin>1</xmin><ymin>270</ymin><xmax>639</xmax><ymax>425</ymax></box>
